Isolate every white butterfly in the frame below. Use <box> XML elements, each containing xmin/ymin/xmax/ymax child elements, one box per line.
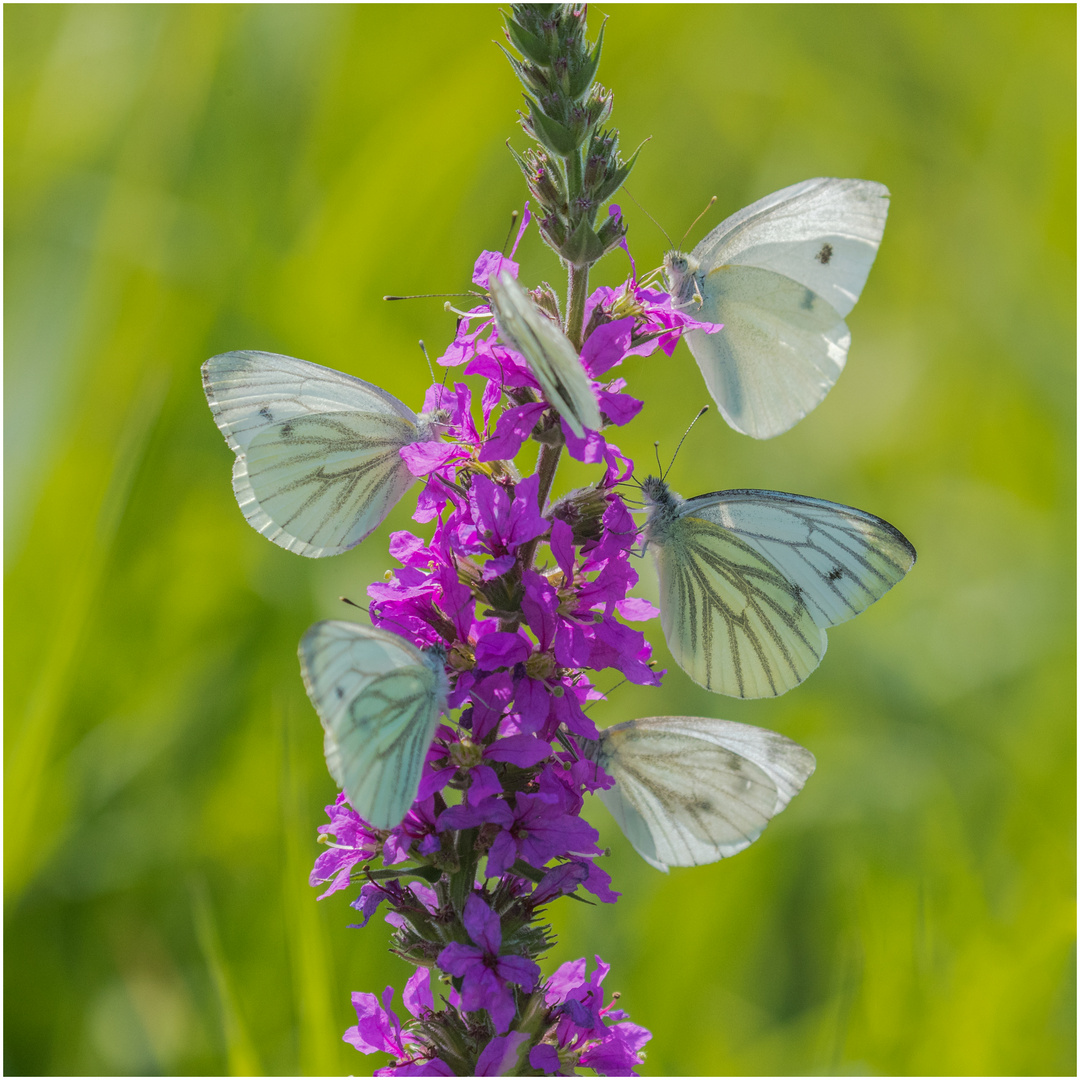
<box><xmin>641</xmin><ymin>476</ymin><xmax>915</xmax><ymax>698</ymax></box>
<box><xmin>202</xmin><ymin>350</ymin><xmax>447</xmax><ymax>557</ymax></box>
<box><xmin>582</xmin><ymin>715</ymin><xmax>815</xmax><ymax>871</ymax></box>
<box><xmin>299</xmin><ymin>620</ymin><xmax>449</xmax><ymax>830</ymax></box>
<box><xmin>664</xmin><ymin>177</ymin><xmax>889</xmax><ymax>440</ymax></box>
<box><xmin>488</xmin><ymin>270</ymin><xmax>602</xmax><ymax>439</ymax></box>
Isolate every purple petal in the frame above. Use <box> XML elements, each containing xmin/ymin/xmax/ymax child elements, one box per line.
<box><xmin>595</xmin><ymin>385</ymin><xmax>642</xmax><ymax>427</ymax></box>
<box><xmin>549</xmin><ymin>518</ymin><xmax>576</xmax><ymax>581</ymax></box>
<box><xmin>509</xmin><ymin>202</ymin><xmax>532</xmax><ymax>258</ymax></box>
<box><xmin>521</xmin><ymin>570</ymin><xmax>559</xmax><ymax>650</ymax></box>
<box><xmin>437</xmin><ymin>941</ymin><xmax>484</xmax><ymax>977</ymax></box>
<box><xmin>475</xmin><ymin>1031</ymin><xmax>531</xmax><ymax>1076</ymax></box>
<box><xmin>417</xmin><ymin>764</ymin><xmax>457</xmax><ymax>800</ymax></box>
<box><xmin>484</xmin><ymin>733</ymin><xmax>552</xmax><ymax>768</ymax></box>
<box><xmin>562</xmin><ymin>421</ymin><xmax>606</xmax><ymax>464</ymax></box>
<box><xmin>532</xmin><ymin>861</ymin><xmax>589</xmax><ymax>904</ymax></box>
<box><xmin>613</xmin><ymin>597</ymin><xmax>660</xmax><ymax>622</ymax></box>
<box><xmin>495</xmin><ymin>953</ymin><xmax>541</xmax><ymax>991</ymax></box>
<box><xmin>403</xmin><ymin>966</ymin><xmax>434</xmax><ymax>1017</ymax></box>
<box><xmin>376</xmin><ymin>1056</ymin><xmax>455</xmax><ymax>1076</ymax></box>
<box><xmin>513</xmin><ymin>677</ymin><xmax>552</xmax><ymax>733</ymax></box>
<box><xmin>438</xmin><ymin>796</ymin><xmax>514</xmax><ymax>831</ymax></box>
<box><xmin>529</xmin><ymin>1044</ymin><xmax>562</xmax><ymax>1075</ymax></box>
<box><xmin>462</xmin><ymin>892</ymin><xmax>502</xmax><ymax>955</ymax></box>
<box><xmin>408</xmin><ymin>881</ymin><xmax>439</xmax><ymax>914</ymax></box>
<box><xmin>578</xmin><ymin>1022</ymin><xmax>652</xmax><ymax>1075</ymax></box>
<box><xmin>581</xmin><ymin>317</ymin><xmax>633</xmax><ymax>377</ymax></box>
<box><xmin>344</xmin><ymin>990</ymin><xmax>402</xmax><ymax>1056</ymax></box>
<box><xmin>478</xmin><ymin>402</ymin><xmax>547</xmax><ymax>462</ymax></box>
<box><xmin>545</xmin><ymin>958</ymin><xmax>588</xmax><ymax>1004</ymax></box>
<box><xmin>400</xmin><ymin>440</ymin><xmax>467</xmax><ymax>478</ymax></box>
<box><xmin>473</xmin><ymin>250</ymin><xmax>518</xmax><ymax>287</ymax></box>
<box><xmin>474</xmin><ymin>632</ymin><xmax>531</xmax><ymax>670</ymax></box>
<box><xmin>506</xmin><ymin>473</ymin><xmax>548</xmax><ymax>548</ymax></box>
<box><xmin>466</xmin><ymin>764</ymin><xmax>503</xmax><ymax>803</ymax></box>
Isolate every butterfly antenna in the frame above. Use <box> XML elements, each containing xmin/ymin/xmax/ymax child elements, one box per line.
<box><xmin>653</xmin><ymin>440</ymin><xmax>663</xmax><ymax>476</ymax></box>
<box><xmin>624</xmin><ymin>186</ymin><xmax>673</xmax><ymax>249</ymax></box>
<box><xmin>679</xmin><ymin>195</ymin><xmax>717</xmax><ymax>248</ymax></box>
<box><xmin>339</xmin><ymin>595</ymin><xmax>365</xmax><ymax>610</ymax></box>
<box><xmin>582</xmin><ymin>676</ymin><xmax>628</xmax><ymax>713</ymax></box>
<box><xmin>501</xmin><ymin>209</ymin><xmax>520</xmax><ymax>256</ymax></box>
<box><xmin>384</xmin><ymin>291</ymin><xmax>482</xmax><ymax>301</ymax></box>
<box><xmin>417</xmin><ymin>340</ymin><xmax>436</xmax><ymax>384</ymax></box>
<box><xmin>664</xmin><ymin>406</ymin><xmax>710</xmax><ymax>480</ymax></box>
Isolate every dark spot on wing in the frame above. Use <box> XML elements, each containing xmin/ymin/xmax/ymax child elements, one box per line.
<box><xmin>281</xmin><ymin>421</ymin><xmax>294</xmax><ymax>438</ymax></box>
<box><xmin>692</xmin><ymin>799</ymin><xmax>713</xmax><ymax>813</ymax></box>
<box><xmin>827</xmin><ymin>567</ymin><xmax>844</xmax><ymax>582</ymax></box>
<box><xmin>801</xmin><ymin>289</ymin><xmax>815</xmax><ymax>311</ymax></box>
<box><xmin>816</xmin><ymin>243</ymin><xmax>833</xmax><ymax>265</ymax></box>
<box><xmin>260</xmin><ymin>407</ymin><xmax>274</xmax><ymax>422</ymax></box>
<box><xmin>335</xmin><ymin>686</ymin><xmax>345</xmax><ymax>699</ymax></box>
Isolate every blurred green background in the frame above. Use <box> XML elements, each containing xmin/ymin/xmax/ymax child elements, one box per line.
<box><xmin>5</xmin><ymin>4</ymin><xmax>1074</xmax><ymax>1075</ymax></box>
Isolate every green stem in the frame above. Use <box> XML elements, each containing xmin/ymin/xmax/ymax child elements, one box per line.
<box><xmin>565</xmin><ymin>261</ymin><xmax>590</xmax><ymax>350</ymax></box>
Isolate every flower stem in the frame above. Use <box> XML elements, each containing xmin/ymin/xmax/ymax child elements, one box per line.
<box><xmin>566</xmin><ymin>262</ymin><xmax>590</xmax><ymax>350</ymax></box>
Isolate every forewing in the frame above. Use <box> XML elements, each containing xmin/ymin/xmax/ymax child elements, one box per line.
<box><xmin>299</xmin><ymin>621</ymin><xmax>445</xmax><ymax>829</ymax></box>
<box><xmin>203</xmin><ymin>351</ymin><xmax>426</xmax><ymax>556</ymax></box>
<box><xmin>691</xmin><ymin>491</ymin><xmax>916</xmax><ymax>628</ymax></box>
<box><xmin>685</xmin><ymin>264</ymin><xmax>850</xmax><ymax>439</ymax></box>
<box><xmin>649</xmin><ymin>508</ymin><xmax>826</xmax><ymax>698</ymax></box>
<box><xmin>490</xmin><ymin>271</ymin><xmax>601</xmax><ymax>438</ymax></box>
<box><xmin>693</xmin><ymin>178</ymin><xmax>889</xmax><ymax>319</ymax></box>
<box><xmin>594</xmin><ymin>716</ymin><xmax>815</xmax><ymax>870</ymax></box>
<box><xmin>203</xmin><ymin>350</ymin><xmax>417</xmax><ymax>454</ymax></box>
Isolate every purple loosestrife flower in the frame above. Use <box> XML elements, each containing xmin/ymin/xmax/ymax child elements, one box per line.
<box><xmin>310</xmin><ymin>793</ymin><xmax>380</xmax><ymax>898</ymax></box>
<box><xmin>529</xmin><ymin>957</ymin><xmax>652</xmax><ymax>1077</ymax></box>
<box><xmin>437</xmin><ymin>893</ymin><xmax>541</xmax><ymax>1034</ymax></box>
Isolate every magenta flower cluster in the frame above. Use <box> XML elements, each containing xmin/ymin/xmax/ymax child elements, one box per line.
<box><xmin>310</xmin><ymin>239</ymin><xmax>720</xmax><ymax>1075</ymax></box>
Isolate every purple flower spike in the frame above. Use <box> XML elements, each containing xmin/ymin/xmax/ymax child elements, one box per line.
<box><xmin>301</xmin><ymin>208</ymin><xmax>731</xmax><ymax>1067</ymax></box>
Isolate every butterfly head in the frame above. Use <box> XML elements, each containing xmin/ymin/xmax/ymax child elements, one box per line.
<box><xmin>639</xmin><ymin>475</ymin><xmax>683</xmax><ymax>549</ymax></box>
<box><xmin>662</xmin><ymin>250</ymin><xmax>701</xmax><ymax>307</ymax></box>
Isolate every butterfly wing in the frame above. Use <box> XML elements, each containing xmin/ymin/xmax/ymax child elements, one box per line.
<box><xmin>682</xmin><ymin>265</ymin><xmax>850</xmax><ymax>440</ymax></box>
<box><xmin>646</xmin><ymin>496</ymin><xmax>827</xmax><ymax>698</ymax></box>
<box><xmin>298</xmin><ymin>620</ymin><xmax>447</xmax><ymax>829</ymax></box>
<box><xmin>687</xmin><ymin>490</ymin><xmax>916</xmax><ymax>628</ymax></box>
<box><xmin>203</xmin><ymin>351</ymin><xmax>433</xmax><ymax>557</ymax></box>
<box><xmin>489</xmin><ymin>271</ymin><xmax>602</xmax><ymax>438</ymax></box>
<box><xmin>587</xmin><ymin>716</ymin><xmax>815</xmax><ymax>871</ymax></box>
<box><xmin>675</xmin><ymin>178</ymin><xmax>889</xmax><ymax>439</ymax></box>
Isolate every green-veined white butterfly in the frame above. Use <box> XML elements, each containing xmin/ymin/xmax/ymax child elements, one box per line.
<box><xmin>641</xmin><ymin>476</ymin><xmax>915</xmax><ymax>698</ymax></box>
<box><xmin>581</xmin><ymin>716</ymin><xmax>815</xmax><ymax>871</ymax></box>
<box><xmin>299</xmin><ymin>620</ymin><xmax>449</xmax><ymax>830</ymax></box>
<box><xmin>664</xmin><ymin>178</ymin><xmax>890</xmax><ymax>440</ymax></box>
<box><xmin>202</xmin><ymin>350</ymin><xmax>447</xmax><ymax>557</ymax></box>
<box><xmin>488</xmin><ymin>270</ymin><xmax>602</xmax><ymax>438</ymax></box>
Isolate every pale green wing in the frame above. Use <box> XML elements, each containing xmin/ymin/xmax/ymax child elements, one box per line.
<box><xmin>489</xmin><ymin>271</ymin><xmax>601</xmax><ymax>438</ymax></box>
<box><xmin>688</xmin><ymin>490</ymin><xmax>917</xmax><ymax>628</ymax></box>
<box><xmin>685</xmin><ymin>265</ymin><xmax>849</xmax><ymax>439</ymax></box>
<box><xmin>646</xmin><ymin>505</ymin><xmax>826</xmax><ymax>698</ymax></box>
<box><xmin>669</xmin><ymin>178</ymin><xmax>889</xmax><ymax>440</ymax></box>
<box><xmin>298</xmin><ymin>621</ymin><xmax>447</xmax><ymax>829</ymax></box>
<box><xmin>586</xmin><ymin>716</ymin><xmax>815</xmax><ymax>871</ymax></box>
<box><xmin>203</xmin><ymin>351</ymin><xmax>435</xmax><ymax>557</ymax></box>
